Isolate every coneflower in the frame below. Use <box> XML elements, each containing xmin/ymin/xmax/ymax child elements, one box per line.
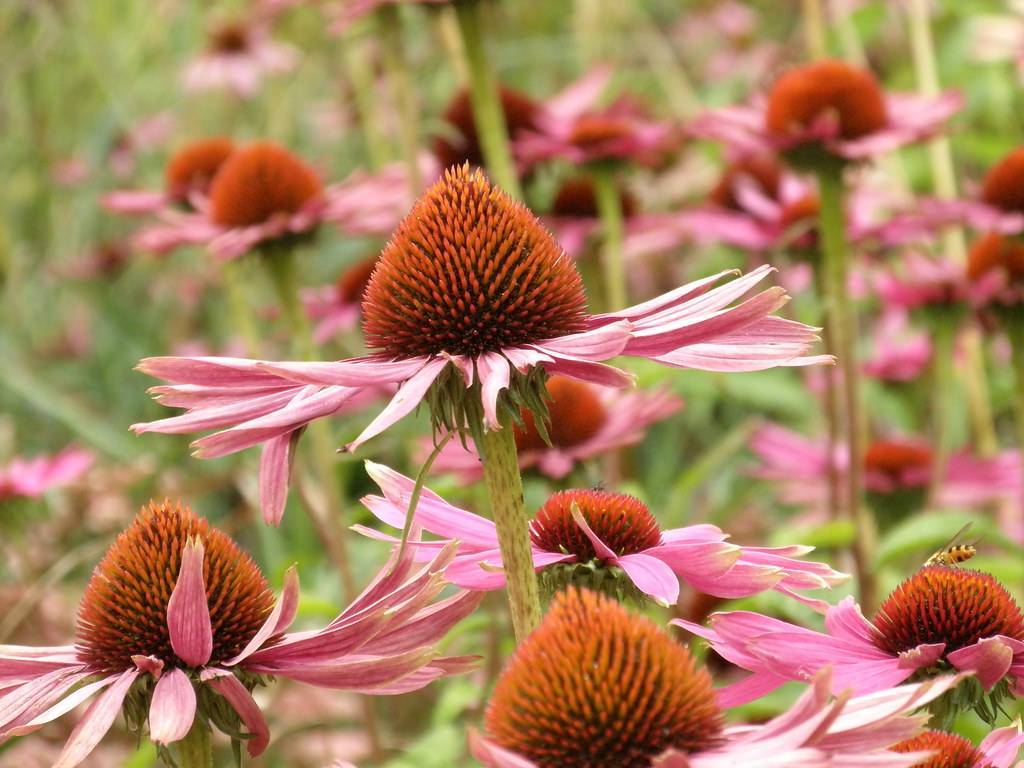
<box><xmin>0</xmin><ymin>501</ymin><xmax>479</xmax><ymax>767</ymax></box>
<box><xmin>181</xmin><ymin>20</ymin><xmax>296</xmax><ymax>98</ymax></box>
<box><xmin>472</xmin><ymin>587</ymin><xmax>965</xmax><ymax>768</ymax></box>
<box><xmin>890</xmin><ymin>725</ymin><xmax>1024</xmax><ymax>768</ymax></box>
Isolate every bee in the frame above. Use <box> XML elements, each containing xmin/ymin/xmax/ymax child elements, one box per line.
<box><xmin>923</xmin><ymin>523</ymin><xmax>977</xmax><ymax>568</ymax></box>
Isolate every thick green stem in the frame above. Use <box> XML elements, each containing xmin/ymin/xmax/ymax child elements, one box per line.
<box><xmin>802</xmin><ymin>0</ymin><xmax>828</xmax><ymax>59</ymax></box>
<box><xmin>928</xmin><ymin>315</ymin><xmax>958</xmax><ymax>505</ymax></box>
<box><xmin>177</xmin><ymin>720</ymin><xmax>213</xmax><ymax>768</ymax></box>
<box><xmin>592</xmin><ymin>167</ymin><xmax>627</xmax><ymax>311</ymax></box>
<box><xmin>452</xmin><ymin>0</ymin><xmax>523</xmax><ymax>199</ymax></box>
<box><xmin>223</xmin><ymin>260</ymin><xmax>261</xmax><ymax>356</ymax></box>
<box><xmin>819</xmin><ymin>314</ymin><xmax>845</xmax><ymax>520</ymax></box>
<box><xmin>816</xmin><ymin>166</ymin><xmax>876</xmax><ymax>611</ymax></box>
<box><xmin>379</xmin><ymin>5</ymin><xmax>423</xmax><ymax>193</ymax></box>
<box><xmin>480</xmin><ymin>414</ymin><xmax>541</xmax><ymax>642</ymax></box>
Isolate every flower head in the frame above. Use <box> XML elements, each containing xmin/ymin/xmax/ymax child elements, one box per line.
<box><xmin>474</xmin><ymin>588</ymin><xmax>966</xmax><ymax>768</ymax></box>
<box><xmin>355</xmin><ymin>463</ymin><xmax>846</xmax><ymax>608</ymax></box>
<box><xmin>133</xmin><ymin>165</ymin><xmax>827</xmax><ymax>523</ymax></box>
<box><xmin>433</xmin><ymin>86</ymin><xmax>540</xmax><ymax>171</ymax></box>
<box><xmin>182</xmin><ymin>20</ymin><xmax>296</xmax><ymax>98</ymax></box>
<box><xmin>164</xmin><ymin>138</ymin><xmax>236</xmax><ymax>204</ymax></box>
<box><xmin>967</xmin><ymin>233</ymin><xmax>1024</xmax><ymax>309</ymax></box>
<box><xmin>675</xmin><ymin>565</ymin><xmax>1024</xmax><ymax>715</ymax></box>
<box><xmin>0</xmin><ymin>447</ymin><xmax>93</xmax><ymax>502</ymax></box>
<box><xmin>0</xmin><ymin>500</ymin><xmax>480</xmax><ymax>766</ymax></box>
<box><xmin>982</xmin><ymin>148</ymin><xmax>1024</xmax><ymax>214</ymax></box>
<box><xmin>891</xmin><ymin>723</ymin><xmax>1024</xmax><ymax>768</ymax></box>
<box><xmin>709</xmin><ymin>154</ymin><xmax>783</xmax><ymax>211</ymax></box>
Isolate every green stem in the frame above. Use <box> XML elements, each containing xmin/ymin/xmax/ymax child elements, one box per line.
<box><xmin>928</xmin><ymin>315</ymin><xmax>958</xmax><ymax>505</ymax></box>
<box><xmin>592</xmin><ymin>167</ymin><xmax>627</xmax><ymax>310</ymax></box>
<box><xmin>451</xmin><ymin>0</ymin><xmax>523</xmax><ymax>199</ymax></box>
<box><xmin>379</xmin><ymin>5</ymin><xmax>423</xmax><ymax>194</ymax></box>
<box><xmin>480</xmin><ymin>413</ymin><xmax>541</xmax><ymax>642</ymax></box>
<box><xmin>340</xmin><ymin>34</ymin><xmax>391</xmax><ymax>170</ymax></box>
<box><xmin>816</xmin><ymin>166</ymin><xmax>877</xmax><ymax>612</ymax></box>
<box><xmin>177</xmin><ymin>720</ymin><xmax>213</xmax><ymax>768</ymax></box>
<box><xmin>801</xmin><ymin>0</ymin><xmax>828</xmax><ymax>59</ymax></box>
<box><xmin>222</xmin><ymin>260</ymin><xmax>261</xmax><ymax>356</ymax></box>
<box><xmin>398</xmin><ymin>431</ymin><xmax>454</xmax><ymax>559</ymax></box>
<box><xmin>1008</xmin><ymin>324</ymin><xmax>1024</xmax><ymax>523</ymax></box>
<box><xmin>819</xmin><ymin>314</ymin><xmax>845</xmax><ymax>521</ymax></box>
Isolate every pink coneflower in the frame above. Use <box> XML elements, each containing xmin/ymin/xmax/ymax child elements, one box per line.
<box><xmin>471</xmin><ymin>587</ymin><xmax>963</xmax><ymax>768</ymax></box>
<box><xmin>303</xmin><ymin>255</ymin><xmax>380</xmax><ymax>343</ymax></box>
<box><xmin>967</xmin><ymin>233</ymin><xmax>1024</xmax><ymax>309</ymax></box>
<box><xmin>128</xmin><ymin>143</ymin><xmax>415</xmax><ymax>260</ymax></box>
<box><xmin>0</xmin><ymin>447</ymin><xmax>93</xmax><ymax>501</ymax></box>
<box><xmin>182</xmin><ymin>20</ymin><xmax>296</xmax><ymax>98</ymax></box>
<box><xmin>433</xmin><ymin>85</ymin><xmax>541</xmax><ymax>172</ymax></box>
<box><xmin>0</xmin><ymin>501</ymin><xmax>479</xmax><ymax>766</ymax></box>
<box><xmin>131</xmin><ymin>166</ymin><xmax>827</xmax><ymax>523</ymax></box>
<box><xmin>691</xmin><ymin>60</ymin><xmax>961</xmax><ymax>163</ymax></box>
<box><xmin>674</xmin><ymin>564</ymin><xmax>1024</xmax><ymax>712</ymax></box>
<box><xmin>863</xmin><ymin>310</ymin><xmax>932</xmax><ymax>383</ymax></box>
<box><xmin>890</xmin><ymin>725</ymin><xmax>1024</xmax><ymax>768</ymax></box>
<box><xmin>426</xmin><ymin>375</ymin><xmax>682</xmax><ymax>480</ymax></box>
<box><xmin>750</xmin><ymin>424</ymin><xmax>1021</xmax><ymax>524</ymax></box>
<box><xmin>876</xmin><ymin>248</ymin><xmax>1021</xmax><ymax>313</ymax></box>
<box><xmin>356</xmin><ymin>465</ymin><xmax>846</xmax><ymax>608</ymax></box>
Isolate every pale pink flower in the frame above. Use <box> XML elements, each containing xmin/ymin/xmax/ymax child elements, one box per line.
<box><xmin>0</xmin><ymin>502</ymin><xmax>479</xmax><ymax>767</ymax></box>
<box><xmin>302</xmin><ymin>255</ymin><xmax>379</xmax><ymax>344</ymax></box>
<box><xmin>876</xmin><ymin>249</ymin><xmax>1008</xmax><ymax>311</ymax></box>
<box><xmin>182</xmin><ymin>21</ymin><xmax>296</xmax><ymax>98</ymax></box>
<box><xmin>132</xmin><ymin>167</ymin><xmax>828</xmax><ymax>524</ymax></box>
<box><xmin>691</xmin><ymin>60</ymin><xmax>962</xmax><ymax>161</ymax></box>
<box><xmin>424</xmin><ymin>375</ymin><xmax>682</xmax><ymax>480</ymax></box>
<box><xmin>863</xmin><ymin>310</ymin><xmax>931</xmax><ymax>383</ymax></box>
<box><xmin>355</xmin><ymin>463</ymin><xmax>846</xmax><ymax>608</ymax></box>
<box><xmin>750</xmin><ymin>424</ymin><xmax>1021</xmax><ymax>514</ymax></box>
<box><xmin>674</xmin><ymin>565</ymin><xmax>1024</xmax><ymax>706</ymax></box>
<box><xmin>471</xmin><ymin>586</ymin><xmax>963</xmax><ymax>768</ymax></box>
<box><xmin>0</xmin><ymin>448</ymin><xmax>93</xmax><ymax>501</ymax></box>
<box><xmin>515</xmin><ymin>67</ymin><xmax>678</xmax><ymax>169</ymax></box>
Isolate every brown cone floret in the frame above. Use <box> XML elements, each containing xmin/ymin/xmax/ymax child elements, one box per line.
<box><xmin>209</xmin><ymin>142</ymin><xmax>323</xmax><ymax>228</ymax></box>
<box><xmin>981</xmin><ymin>148</ymin><xmax>1024</xmax><ymax>214</ymax></box>
<box><xmin>551</xmin><ymin>176</ymin><xmax>639</xmax><ymax>219</ymax></box>
<box><xmin>567</xmin><ymin>115</ymin><xmax>635</xmax><ymax>151</ymax></box>
<box><xmin>361</xmin><ymin>165</ymin><xmax>588</xmax><ymax>357</ymax></box>
<box><xmin>164</xmin><ymin>138</ymin><xmax>235</xmax><ymax>202</ymax></box>
<box><xmin>873</xmin><ymin>566</ymin><xmax>1024</xmax><ymax>657</ymax></box>
<box><xmin>433</xmin><ymin>86</ymin><xmax>540</xmax><ymax>170</ymax></box>
<box><xmin>863</xmin><ymin>440</ymin><xmax>933</xmax><ymax>488</ymax></box>
<box><xmin>530</xmin><ymin>489</ymin><xmax>661</xmax><ymax>560</ymax></box>
<box><xmin>336</xmin><ymin>254</ymin><xmax>380</xmax><ymax>305</ymax></box>
<box><xmin>966</xmin><ymin>233</ymin><xmax>1024</xmax><ymax>284</ymax></box>
<box><xmin>210</xmin><ymin>22</ymin><xmax>251</xmax><ymax>54</ymax></box>
<box><xmin>710</xmin><ymin>154</ymin><xmax>783</xmax><ymax>210</ymax></box>
<box><xmin>890</xmin><ymin>730</ymin><xmax>990</xmax><ymax>768</ymax></box>
<box><xmin>766</xmin><ymin>60</ymin><xmax>888</xmax><ymax>140</ymax></box>
<box><xmin>778</xmin><ymin>193</ymin><xmax>821</xmax><ymax>246</ymax></box>
<box><xmin>484</xmin><ymin>587</ymin><xmax>723</xmax><ymax>768</ymax></box>
<box><xmin>514</xmin><ymin>376</ymin><xmax>607</xmax><ymax>452</ymax></box>
<box><xmin>76</xmin><ymin>500</ymin><xmax>275</xmax><ymax>673</ymax></box>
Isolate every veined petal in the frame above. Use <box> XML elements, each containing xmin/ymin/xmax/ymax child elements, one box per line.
<box><xmin>259</xmin><ymin>431</ymin><xmax>299</xmax><ymax>526</ymax></box>
<box><xmin>224</xmin><ymin>566</ymin><xmax>300</xmax><ymax>666</ymax></box>
<box><xmin>148</xmin><ymin>668</ymin><xmax>196</xmax><ymax>745</ymax></box>
<box><xmin>167</xmin><ymin>538</ymin><xmax>213</xmax><ymax>668</ymax></box>
<box><xmin>946</xmin><ymin>636</ymin><xmax>1018</xmax><ymax>690</ymax></box>
<box><xmin>52</xmin><ymin>668</ymin><xmax>140</xmax><ymax>768</ymax></box>
<box><xmin>615</xmin><ymin>553</ymin><xmax>680</xmax><ymax>606</ymax></box>
<box><xmin>202</xmin><ymin>669</ymin><xmax>270</xmax><ymax>757</ymax></box>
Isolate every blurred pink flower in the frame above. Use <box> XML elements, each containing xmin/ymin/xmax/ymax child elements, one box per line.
<box><xmin>132</xmin><ymin>168</ymin><xmax>827</xmax><ymax>524</ymax></box>
<box><xmin>424</xmin><ymin>375</ymin><xmax>682</xmax><ymax>480</ymax></box>
<box><xmin>675</xmin><ymin>566</ymin><xmax>1024</xmax><ymax>705</ymax></box>
<box><xmin>876</xmin><ymin>250</ymin><xmax>1008</xmax><ymax>311</ymax></box>
<box><xmin>302</xmin><ymin>255</ymin><xmax>379</xmax><ymax>344</ymax></box>
<box><xmin>863</xmin><ymin>310</ymin><xmax>931</xmax><ymax>383</ymax></box>
<box><xmin>691</xmin><ymin>61</ymin><xmax>961</xmax><ymax>161</ymax></box>
<box><xmin>891</xmin><ymin>725</ymin><xmax>1024</xmax><ymax>768</ymax></box>
<box><xmin>515</xmin><ymin>67</ymin><xmax>678</xmax><ymax>169</ymax></box>
<box><xmin>0</xmin><ymin>448</ymin><xmax>93</xmax><ymax>501</ymax></box>
<box><xmin>182</xmin><ymin>21</ymin><xmax>296</xmax><ymax>98</ymax></box>
<box><xmin>750</xmin><ymin>423</ymin><xmax>1021</xmax><ymax>513</ymax></box>
<box><xmin>356</xmin><ymin>464</ymin><xmax>846</xmax><ymax>608</ymax></box>
<box><xmin>0</xmin><ymin>502</ymin><xmax>479</xmax><ymax>767</ymax></box>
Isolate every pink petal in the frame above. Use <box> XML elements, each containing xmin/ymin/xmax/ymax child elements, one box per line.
<box><xmin>202</xmin><ymin>669</ymin><xmax>270</xmax><ymax>757</ymax></box>
<box><xmin>615</xmin><ymin>553</ymin><xmax>680</xmax><ymax>606</ymax></box>
<box><xmin>469</xmin><ymin>730</ymin><xmax>539</xmax><ymax>768</ymax></box>
<box><xmin>224</xmin><ymin>566</ymin><xmax>300</xmax><ymax>666</ymax></box>
<box><xmin>977</xmin><ymin>722</ymin><xmax>1024</xmax><ymax>768</ymax></box>
<box><xmin>53</xmin><ymin>669</ymin><xmax>140</xmax><ymax>768</ymax></box>
<box><xmin>346</xmin><ymin>357</ymin><xmax>448</xmax><ymax>451</ymax></box>
<box><xmin>568</xmin><ymin>504</ymin><xmax>617</xmax><ymax>560</ymax></box>
<box><xmin>166</xmin><ymin>538</ymin><xmax>213</xmax><ymax>668</ymax></box>
<box><xmin>476</xmin><ymin>352</ymin><xmax>511</xmax><ymax>431</ymax></box>
<box><xmin>946</xmin><ymin>636</ymin><xmax>1018</xmax><ymax>690</ymax></box>
<box><xmin>148</xmin><ymin>668</ymin><xmax>196</xmax><ymax>745</ymax></box>
<box><xmin>260</xmin><ymin>431</ymin><xmax>298</xmax><ymax>526</ymax></box>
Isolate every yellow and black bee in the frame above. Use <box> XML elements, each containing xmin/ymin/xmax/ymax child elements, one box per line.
<box><xmin>923</xmin><ymin>523</ymin><xmax>977</xmax><ymax>568</ymax></box>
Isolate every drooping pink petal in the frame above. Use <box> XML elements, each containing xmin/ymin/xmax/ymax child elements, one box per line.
<box><xmin>52</xmin><ymin>668</ymin><xmax>140</xmax><ymax>768</ymax></box>
<box><xmin>148</xmin><ymin>668</ymin><xmax>196</xmax><ymax>745</ymax></box>
<box><xmin>946</xmin><ymin>636</ymin><xmax>1021</xmax><ymax>690</ymax></box>
<box><xmin>614</xmin><ymin>553</ymin><xmax>680</xmax><ymax>606</ymax></box>
<box><xmin>225</xmin><ymin>566</ymin><xmax>300</xmax><ymax>666</ymax></box>
<box><xmin>977</xmin><ymin>722</ymin><xmax>1024</xmax><ymax>768</ymax></box>
<box><xmin>201</xmin><ymin>669</ymin><xmax>270</xmax><ymax>757</ymax></box>
<box><xmin>260</xmin><ymin>431</ymin><xmax>299</xmax><ymax>526</ymax></box>
<box><xmin>470</xmin><ymin>730</ymin><xmax>541</xmax><ymax>768</ymax></box>
<box><xmin>166</xmin><ymin>538</ymin><xmax>213</xmax><ymax>668</ymax></box>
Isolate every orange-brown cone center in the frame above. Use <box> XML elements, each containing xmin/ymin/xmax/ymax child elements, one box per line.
<box><xmin>211</xmin><ymin>23</ymin><xmax>251</xmax><ymax>53</ymax></box>
<box><xmin>890</xmin><ymin>730</ymin><xmax>990</xmax><ymax>768</ymax></box>
<box><xmin>530</xmin><ymin>489</ymin><xmax>661</xmax><ymax>560</ymax></box>
<box><xmin>485</xmin><ymin>587</ymin><xmax>723</xmax><ymax>768</ymax></box>
<box><xmin>514</xmin><ymin>376</ymin><xmax>607</xmax><ymax>452</ymax></box>
<box><xmin>76</xmin><ymin>500</ymin><xmax>275</xmax><ymax>673</ymax></box>
<box><xmin>551</xmin><ymin>177</ymin><xmax>638</xmax><ymax>219</ymax></box>
<box><xmin>863</xmin><ymin>440</ymin><xmax>933</xmax><ymax>485</ymax></box>
<box><xmin>568</xmin><ymin>116</ymin><xmax>635</xmax><ymax>150</ymax></box>
<box><xmin>710</xmin><ymin>154</ymin><xmax>783</xmax><ymax>210</ymax></box>
<box><xmin>873</xmin><ymin>566</ymin><xmax>1024</xmax><ymax>656</ymax></box>
<box><xmin>361</xmin><ymin>165</ymin><xmax>588</xmax><ymax>358</ymax></box>
<box><xmin>164</xmin><ymin>137</ymin><xmax>235</xmax><ymax>201</ymax></box>
<box><xmin>209</xmin><ymin>142</ymin><xmax>323</xmax><ymax>228</ymax></box>
<box><xmin>765</xmin><ymin>60</ymin><xmax>888</xmax><ymax>141</ymax></box>
<box><xmin>981</xmin><ymin>147</ymin><xmax>1024</xmax><ymax>214</ymax></box>
<box><xmin>336</xmin><ymin>254</ymin><xmax>380</xmax><ymax>305</ymax></box>
<box><xmin>967</xmin><ymin>233</ymin><xmax>1024</xmax><ymax>283</ymax></box>
<box><xmin>778</xmin><ymin>193</ymin><xmax>821</xmax><ymax>244</ymax></box>
<box><xmin>433</xmin><ymin>86</ymin><xmax>540</xmax><ymax>170</ymax></box>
